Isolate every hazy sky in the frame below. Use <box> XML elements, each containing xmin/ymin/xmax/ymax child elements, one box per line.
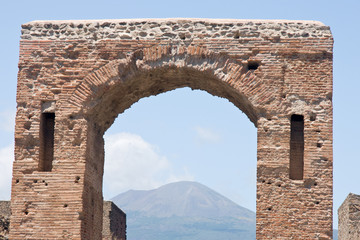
<box><xmin>1</xmin><ymin>0</ymin><xmax>359</xmax><ymax>228</ymax></box>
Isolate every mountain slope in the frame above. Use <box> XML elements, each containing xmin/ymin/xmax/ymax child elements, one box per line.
<box><xmin>112</xmin><ymin>181</ymin><xmax>254</xmax><ymax>220</ymax></box>
<box><xmin>111</xmin><ymin>181</ymin><xmax>255</xmax><ymax>240</ymax></box>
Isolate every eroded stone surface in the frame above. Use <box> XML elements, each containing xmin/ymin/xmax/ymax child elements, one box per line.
<box><xmin>103</xmin><ymin>201</ymin><xmax>126</xmax><ymax>240</ymax></box>
<box><xmin>338</xmin><ymin>193</ymin><xmax>360</xmax><ymax>240</ymax></box>
<box><xmin>1</xmin><ymin>200</ymin><xmax>126</xmax><ymax>240</ymax></box>
<box><xmin>21</xmin><ymin>19</ymin><xmax>331</xmax><ymax>41</ymax></box>
<box><xmin>0</xmin><ymin>201</ymin><xmax>10</xmax><ymax>240</ymax></box>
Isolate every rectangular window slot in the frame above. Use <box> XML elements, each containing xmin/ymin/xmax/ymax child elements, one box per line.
<box><xmin>39</xmin><ymin>112</ymin><xmax>55</xmax><ymax>171</ymax></box>
<box><xmin>290</xmin><ymin>114</ymin><xmax>304</xmax><ymax>180</ymax></box>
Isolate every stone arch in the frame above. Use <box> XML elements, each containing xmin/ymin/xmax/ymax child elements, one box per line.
<box><xmin>63</xmin><ymin>46</ymin><xmax>264</xmax><ymax>239</ymax></box>
<box><xmin>65</xmin><ymin>45</ymin><xmax>270</xmax><ymax>133</ymax></box>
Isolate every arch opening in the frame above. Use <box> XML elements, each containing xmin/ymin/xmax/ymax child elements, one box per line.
<box><xmin>73</xmin><ymin>52</ymin><xmax>263</xmax><ymax>238</ymax></box>
<box><xmin>85</xmin><ymin>65</ymin><xmax>259</xmax><ymax>135</ymax></box>
<box><xmin>103</xmin><ymin>87</ymin><xmax>257</xmax><ymax>239</ymax></box>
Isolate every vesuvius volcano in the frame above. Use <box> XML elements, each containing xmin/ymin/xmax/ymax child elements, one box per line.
<box><xmin>111</xmin><ymin>181</ymin><xmax>256</xmax><ymax>240</ymax></box>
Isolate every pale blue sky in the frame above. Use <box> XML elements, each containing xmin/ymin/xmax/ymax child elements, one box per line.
<box><xmin>1</xmin><ymin>0</ymin><xmax>359</xmax><ymax>228</ymax></box>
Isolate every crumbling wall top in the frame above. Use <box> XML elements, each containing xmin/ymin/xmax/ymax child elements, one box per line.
<box><xmin>20</xmin><ymin>18</ymin><xmax>332</xmax><ymax>41</ymax></box>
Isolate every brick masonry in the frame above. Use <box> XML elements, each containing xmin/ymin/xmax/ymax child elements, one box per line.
<box><xmin>338</xmin><ymin>193</ymin><xmax>360</xmax><ymax>240</ymax></box>
<box><xmin>0</xmin><ymin>201</ymin><xmax>125</xmax><ymax>240</ymax></box>
<box><xmin>11</xmin><ymin>18</ymin><xmax>333</xmax><ymax>239</ymax></box>
<box><xmin>102</xmin><ymin>201</ymin><xmax>126</xmax><ymax>240</ymax></box>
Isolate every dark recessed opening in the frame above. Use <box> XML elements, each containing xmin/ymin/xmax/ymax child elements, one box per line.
<box><xmin>247</xmin><ymin>61</ymin><xmax>259</xmax><ymax>71</ymax></box>
<box><xmin>310</xmin><ymin>114</ymin><xmax>316</xmax><ymax>121</ymax></box>
<box><xmin>234</xmin><ymin>31</ymin><xmax>240</xmax><ymax>39</ymax></box>
<box><xmin>75</xmin><ymin>176</ymin><xmax>81</xmax><ymax>183</ymax></box>
<box><xmin>290</xmin><ymin>114</ymin><xmax>304</xmax><ymax>180</ymax></box>
<box><xmin>179</xmin><ymin>33</ymin><xmax>186</xmax><ymax>40</ymax></box>
<box><xmin>39</xmin><ymin>112</ymin><xmax>55</xmax><ymax>172</ymax></box>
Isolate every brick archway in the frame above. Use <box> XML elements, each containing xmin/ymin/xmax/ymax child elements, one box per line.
<box><xmin>11</xmin><ymin>19</ymin><xmax>333</xmax><ymax>239</ymax></box>
<box><xmin>67</xmin><ymin>45</ymin><xmax>264</xmax><ymax>131</ymax></box>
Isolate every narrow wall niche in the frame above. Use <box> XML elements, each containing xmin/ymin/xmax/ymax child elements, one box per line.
<box><xmin>39</xmin><ymin>112</ymin><xmax>55</xmax><ymax>171</ymax></box>
<box><xmin>290</xmin><ymin>114</ymin><xmax>304</xmax><ymax>180</ymax></box>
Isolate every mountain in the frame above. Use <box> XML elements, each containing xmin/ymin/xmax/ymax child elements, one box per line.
<box><xmin>333</xmin><ymin>229</ymin><xmax>338</xmax><ymax>240</ymax></box>
<box><xmin>112</xmin><ymin>181</ymin><xmax>254</xmax><ymax>219</ymax></box>
<box><xmin>111</xmin><ymin>181</ymin><xmax>255</xmax><ymax>240</ymax></box>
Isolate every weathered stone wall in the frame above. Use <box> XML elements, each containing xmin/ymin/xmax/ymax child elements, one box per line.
<box><xmin>21</xmin><ymin>19</ymin><xmax>331</xmax><ymax>41</ymax></box>
<box><xmin>11</xmin><ymin>19</ymin><xmax>333</xmax><ymax>239</ymax></box>
<box><xmin>0</xmin><ymin>201</ymin><xmax>10</xmax><ymax>240</ymax></box>
<box><xmin>338</xmin><ymin>193</ymin><xmax>360</xmax><ymax>240</ymax></box>
<box><xmin>0</xmin><ymin>200</ymin><xmax>126</xmax><ymax>239</ymax></box>
<box><xmin>0</xmin><ymin>217</ymin><xmax>9</xmax><ymax>240</ymax></box>
<box><xmin>103</xmin><ymin>201</ymin><xmax>126</xmax><ymax>240</ymax></box>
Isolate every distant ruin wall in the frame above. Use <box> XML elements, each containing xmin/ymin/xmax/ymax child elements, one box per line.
<box><xmin>0</xmin><ymin>201</ymin><xmax>10</xmax><ymax>240</ymax></box>
<box><xmin>103</xmin><ymin>201</ymin><xmax>126</xmax><ymax>240</ymax></box>
<box><xmin>338</xmin><ymin>193</ymin><xmax>360</xmax><ymax>240</ymax></box>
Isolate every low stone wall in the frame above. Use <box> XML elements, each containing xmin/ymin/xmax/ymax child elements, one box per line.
<box><xmin>103</xmin><ymin>201</ymin><xmax>126</xmax><ymax>240</ymax></box>
<box><xmin>0</xmin><ymin>201</ymin><xmax>126</xmax><ymax>240</ymax></box>
<box><xmin>0</xmin><ymin>201</ymin><xmax>10</xmax><ymax>240</ymax></box>
<box><xmin>338</xmin><ymin>193</ymin><xmax>360</xmax><ymax>240</ymax></box>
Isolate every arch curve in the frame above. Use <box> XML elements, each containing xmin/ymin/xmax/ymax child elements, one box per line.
<box><xmin>67</xmin><ymin>45</ymin><xmax>269</xmax><ymax>132</ymax></box>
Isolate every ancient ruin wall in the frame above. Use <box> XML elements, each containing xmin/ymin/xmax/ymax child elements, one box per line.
<box><xmin>0</xmin><ymin>201</ymin><xmax>10</xmax><ymax>239</ymax></box>
<box><xmin>103</xmin><ymin>201</ymin><xmax>126</xmax><ymax>240</ymax></box>
<box><xmin>0</xmin><ymin>200</ymin><xmax>126</xmax><ymax>239</ymax></box>
<box><xmin>11</xmin><ymin>19</ymin><xmax>333</xmax><ymax>239</ymax></box>
<box><xmin>338</xmin><ymin>193</ymin><xmax>360</xmax><ymax>240</ymax></box>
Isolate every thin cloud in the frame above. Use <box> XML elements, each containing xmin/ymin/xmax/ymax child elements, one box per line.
<box><xmin>194</xmin><ymin>126</ymin><xmax>221</xmax><ymax>143</ymax></box>
<box><xmin>103</xmin><ymin>132</ymin><xmax>194</xmax><ymax>199</ymax></box>
<box><xmin>0</xmin><ymin>144</ymin><xmax>13</xmax><ymax>200</ymax></box>
<box><xmin>0</xmin><ymin>110</ymin><xmax>15</xmax><ymax>132</ymax></box>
